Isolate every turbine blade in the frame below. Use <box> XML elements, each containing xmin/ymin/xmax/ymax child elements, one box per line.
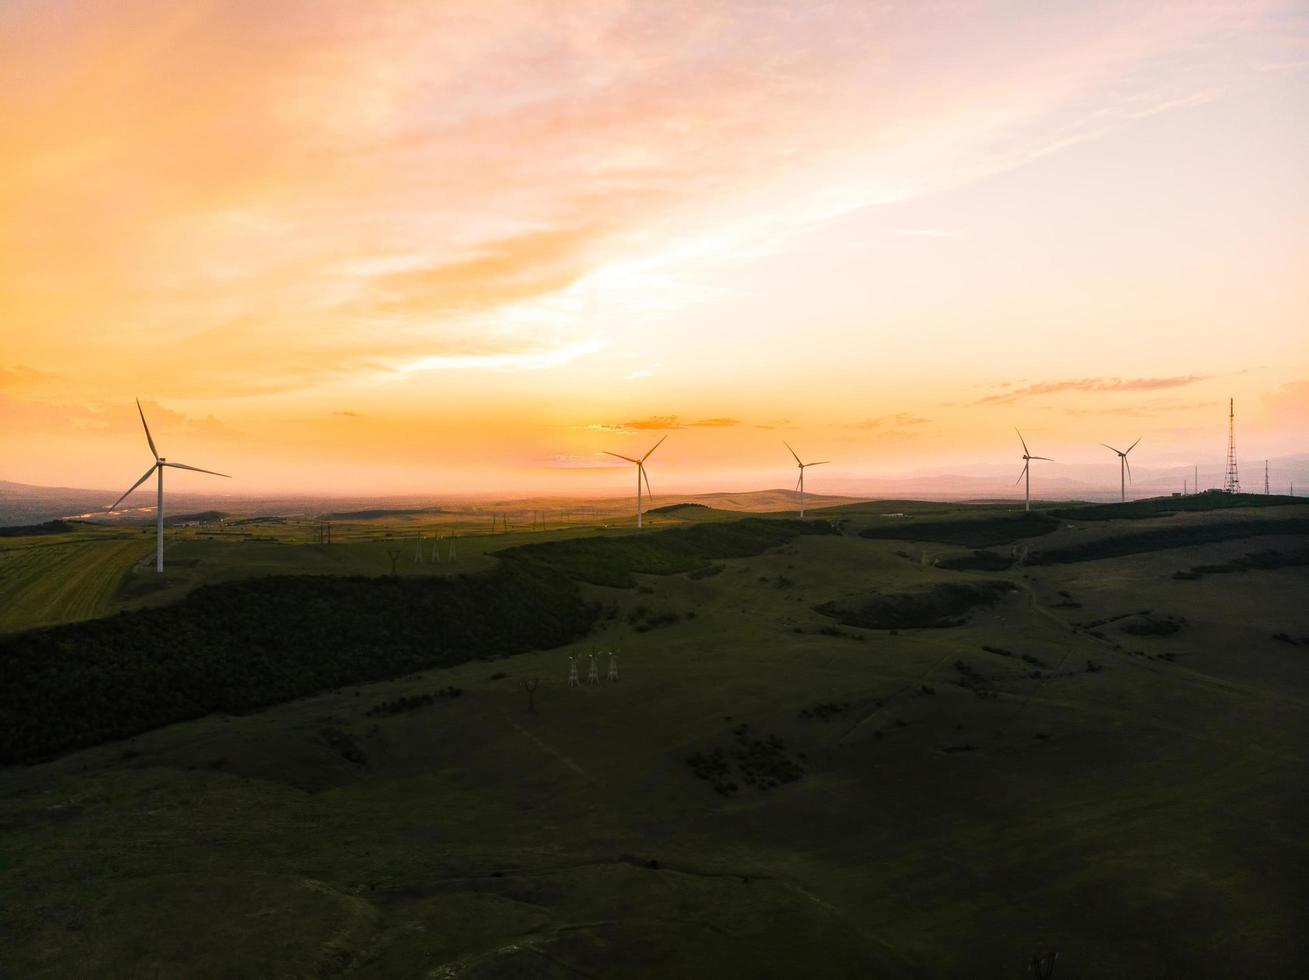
<box><xmin>795</xmin><ymin>474</ymin><xmax>803</xmax><ymax>493</ymax></box>
<box><xmin>1100</xmin><ymin>443</ymin><xmax>1123</xmax><ymax>455</ymax></box>
<box><xmin>1015</xmin><ymin>428</ymin><xmax>1030</xmax><ymax>455</ymax></box>
<box><xmin>641</xmin><ymin>434</ymin><xmax>668</xmax><ymax>462</ymax></box>
<box><xmin>783</xmin><ymin>441</ymin><xmax>802</xmax><ymax>466</ymax></box>
<box><xmin>164</xmin><ymin>461</ymin><xmax>231</xmax><ymax>478</ymax></box>
<box><xmin>109</xmin><ymin>463</ymin><xmax>158</xmax><ymax>510</ymax></box>
<box><xmin>1125</xmin><ymin>458</ymin><xmax>1133</xmax><ymax>484</ymax></box>
<box><xmin>136</xmin><ymin>398</ymin><xmax>158</xmax><ymax>459</ymax></box>
<box><xmin>641</xmin><ymin>463</ymin><xmax>653</xmax><ymax>502</ymax></box>
<box><xmin>807</xmin><ymin>460</ymin><xmax>830</xmax><ymax>467</ymax></box>
<box><xmin>603</xmin><ymin>451</ymin><xmax>640</xmax><ymax>464</ymax></box>
<box><xmin>1126</xmin><ymin>437</ymin><xmax>1142</xmax><ymax>454</ymax></box>
<box><xmin>1030</xmin><ymin>456</ymin><xmax>1053</xmax><ymax>462</ymax></box>
<box><xmin>1015</xmin><ymin>462</ymin><xmax>1029</xmax><ymax>486</ymax></box>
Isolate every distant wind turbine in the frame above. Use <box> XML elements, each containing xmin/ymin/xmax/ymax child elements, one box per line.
<box><xmin>1100</xmin><ymin>437</ymin><xmax>1141</xmax><ymax>502</ymax></box>
<box><xmin>108</xmin><ymin>399</ymin><xmax>230</xmax><ymax>573</ymax></box>
<box><xmin>784</xmin><ymin>442</ymin><xmax>829</xmax><ymax>518</ymax></box>
<box><xmin>604</xmin><ymin>435</ymin><xmax>666</xmax><ymax>529</ymax></box>
<box><xmin>1014</xmin><ymin>429</ymin><xmax>1051</xmax><ymax>513</ymax></box>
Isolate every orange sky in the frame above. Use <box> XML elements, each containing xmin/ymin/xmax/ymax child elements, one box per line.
<box><xmin>2</xmin><ymin>1</ymin><xmax>1307</xmax><ymax>497</ymax></box>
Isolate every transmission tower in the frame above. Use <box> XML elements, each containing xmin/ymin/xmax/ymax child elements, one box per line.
<box><xmin>1223</xmin><ymin>398</ymin><xmax>1240</xmax><ymax>493</ymax></box>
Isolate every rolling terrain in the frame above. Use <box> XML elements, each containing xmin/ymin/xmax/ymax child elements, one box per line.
<box><xmin>1</xmin><ymin>496</ymin><xmax>1306</xmax><ymax>977</ymax></box>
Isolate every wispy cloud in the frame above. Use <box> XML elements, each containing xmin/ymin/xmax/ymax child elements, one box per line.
<box><xmin>392</xmin><ymin>337</ymin><xmax>604</xmax><ymax>375</ymax></box>
<box><xmin>623</xmin><ymin>416</ymin><xmax>681</xmax><ymax>431</ymax></box>
<box><xmin>0</xmin><ymin>365</ymin><xmax>61</xmax><ymax>389</ymax></box>
<box><xmin>976</xmin><ymin>375</ymin><xmax>1211</xmax><ymax>405</ymax></box>
<box><xmin>846</xmin><ymin>413</ymin><xmax>931</xmax><ymax>429</ymax></box>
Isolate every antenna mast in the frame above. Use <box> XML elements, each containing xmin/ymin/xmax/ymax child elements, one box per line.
<box><xmin>1223</xmin><ymin>398</ymin><xmax>1240</xmax><ymax>493</ymax></box>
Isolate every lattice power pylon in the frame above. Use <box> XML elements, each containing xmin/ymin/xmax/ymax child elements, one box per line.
<box><xmin>1224</xmin><ymin>398</ymin><xmax>1240</xmax><ymax>493</ymax></box>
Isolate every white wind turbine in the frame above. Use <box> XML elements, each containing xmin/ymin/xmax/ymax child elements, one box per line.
<box><xmin>109</xmin><ymin>399</ymin><xmax>230</xmax><ymax>573</ymax></box>
<box><xmin>604</xmin><ymin>435</ymin><xmax>666</xmax><ymax>529</ymax></box>
<box><xmin>784</xmin><ymin>442</ymin><xmax>829</xmax><ymax>518</ymax></box>
<box><xmin>1014</xmin><ymin>429</ymin><xmax>1052</xmax><ymax>512</ymax></box>
<box><xmin>1100</xmin><ymin>437</ymin><xmax>1141</xmax><ymax>502</ymax></box>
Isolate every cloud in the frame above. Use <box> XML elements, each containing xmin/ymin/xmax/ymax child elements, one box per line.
<box><xmin>2</xmin><ymin>0</ymin><xmax>1274</xmax><ymax>405</ymax></box>
<box><xmin>0</xmin><ymin>394</ymin><xmax>238</xmax><ymax>440</ymax></box>
<box><xmin>368</xmin><ymin>224</ymin><xmax>605</xmax><ymax>317</ymax></box>
<box><xmin>689</xmin><ymin>417</ymin><xmax>740</xmax><ymax>428</ymax></box>
<box><xmin>333</xmin><ymin>410</ymin><xmax>361</xmax><ymax>417</ymax></box>
<box><xmin>846</xmin><ymin>413</ymin><xmax>931</xmax><ymax>429</ymax></box>
<box><xmin>392</xmin><ymin>336</ymin><xmax>604</xmax><ymax>375</ymax></box>
<box><xmin>975</xmin><ymin>375</ymin><xmax>1211</xmax><ymax>405</ymax></box>
<box><xmin>0</xmin><ymin>365</ymin><xmax>60</xmax><ymax>389</ymax></box>
<box><xmin>623</xmin><ymin>416</ymin><xmax>682</xmax><ymax>431</ymax></box>
<box><xmin>543</xmin><ymin>453</ymin><xmax>625</xmax><ymax>469</ymax></box>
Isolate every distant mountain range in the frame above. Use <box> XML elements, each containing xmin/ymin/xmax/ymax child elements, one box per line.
<box><xmin>3</xmin><ymin>454</ymin><xmax>1305</xmax><ymax>527</ymax></box>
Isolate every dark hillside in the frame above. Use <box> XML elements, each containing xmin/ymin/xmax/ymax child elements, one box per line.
<box><xmin>1051</xmin><ymin>492</ymin><xmax>1301</xmax><ymax>522</ymax></box>
<box><xmin>0</xmin><ymin>517</ymin><xmax>832</xmax><ymax>763</ymax></box>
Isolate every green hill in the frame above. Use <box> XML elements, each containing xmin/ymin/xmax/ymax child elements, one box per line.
<box><xmin>1</xmin><ymin>503</ymin><xmax>1305</xmax><ymax>977</ymax></box>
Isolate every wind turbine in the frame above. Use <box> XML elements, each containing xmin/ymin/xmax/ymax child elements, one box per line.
<box><xmin>108</xmin><ymin>399</ymin><xmax>230</xmax><ymax>573</ymax></box>
<box><xmin>1014</xmin><ymin>429</ymin><xmax>1052</xmax><ymax>512</ymax></box>
<box><xmin>784</xmin><ymin>442</ymin><xmax>829</xmax><ymax>518</ymax></box>
<box><xmin>1100</xmin><ymin>437</ymin><xmax>1141</xmax><ymax>502</ymax></box>
<box><xmin>604</xmin><ymin>435</ymin><xmax>666</xmax><ymax>528</ymax></box>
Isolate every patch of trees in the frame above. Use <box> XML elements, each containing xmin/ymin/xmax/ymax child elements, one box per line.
<box><xmin>1028</xmin><ymin>519</ymin><xmax>1309</xmax><ymax>565</ymax></box>
<box><xmin>1119</xmin><ymin>613</ymin><xmax>1184</xmax><ymax>637</ymax></box>
<box><xmin>859</xmin><ymin>513</ymin><xmax>1058</xmax><ymax>548</ymax></box>
<box><xmin>936</xmin><ymin>550</ymin><xmax>1015</xmax><ymax>571</ymax></box>
<box><xmin>0</xmin><ymin>565</ymin><xmax>598</xmax><ymax>764</ymax></box>
<box><xmin>1172</xmin><ymin>547</ymin><xmax>1309</xmax><ymax>581</ymax></box>
<box><xmin>799</xmin><ymin>701</ymin><xmax>849</xmax><ymax>720</ymax></box>
<box><xmin>1272</xmin><ymin>632</ymin><xmax>1309</xmax><ymax>646</ymax></box>
<box><xmin>686</xmin><ymin>562</ymin><xmax>725</xmax><ymax>580</ymax></box>
<box><xmin>817</xmin><ymin>581</ymin><xmax>1015</xmax><ymax>630</ymax></box>
<box><xmin>646</xmin><ymin>502</ymin><xmax>711</xmax><ymax>515</ymax></box>
<box><xmin>365</xmin><ymin>686</ymin><xmax>463</xmax><ymax>717</ymax></box>
<box><xmin>497</xmin><ymin>517</ymin><xmax>837</xmax><ymax>587</ymax></box>
<box><xmin>687</xmin><ymin>722</ymin><xmax>805</xmax><ymax>795</ymax></box>
<box><xmin>626</xmin><ymin>605</ymin><xmax>687</xmax><ymax>632</ymax></box>
<box><xmin>0</xmin><ymin>520</ymin><xmax>77</xmax><ymax>537</ymax></box>
<box><xmin>1051</xmin><ymin>492</ymin><xmax>1301</xmax><ymax>522</ymax></box>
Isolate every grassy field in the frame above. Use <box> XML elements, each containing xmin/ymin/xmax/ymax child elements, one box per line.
<box><xmin>1</xmin><ymin>498</ymin><xmax>1306</xmax><ymax>977</ymax></box>
<box><xmin>0</xmin><ymin>528</ymin><xmax>152</xmax><ymax>632</ymax></box>
<box><xmin>0</xmin><ymin>510</ymin><xmax>693</xmax><ymax>633</ymax></box>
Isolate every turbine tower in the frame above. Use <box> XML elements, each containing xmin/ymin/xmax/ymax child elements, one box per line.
<box><xmin>1014</xmin><ymin>429</ymin><xmax>1052</xmax><ymax>513</ymax></box>
<box><xmin>1264</xmin><ymin>460</ymin><xmax>1270</xmax><ymax>495</ymax></box>
<box><xmin>604</xmin><ymin>435</ymin><xmax>666</xmax><ymax>529</ymax></box>
<box><xmin>784</xmin><ymin>443</ymin><xmax>829</xmax><ymax>518</ymax></box>
<box><xmin>1100</xmin><ymin>437</ymin><xmax>1141</xmax><ymax>503</ymax></box>
<box><xmin>1224</xmin><ymin>398</ymin><xmax>1240</xmax><ymax>493</ymax></box>
<box><xmin>109</xmin><ymin>399</ymin><xmax>230</xmax><ymax>573</ymax></box>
